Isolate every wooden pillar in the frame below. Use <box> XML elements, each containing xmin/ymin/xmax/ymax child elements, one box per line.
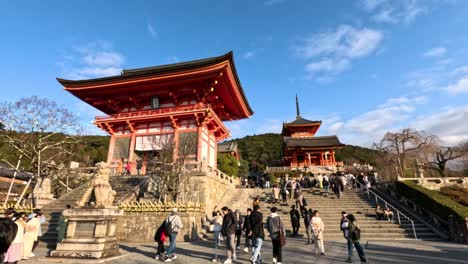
<box><xmin>107</xmin><ymin>135</ymin><xmax>116</xmax><ymax>164</ymax></box>
<box><xmin>128</xmin><ymin>133</ymin><xmax>136</xmax><ymax>175</ymax></box>
<box><xmin>197</xmin><ymin>126</ymin><xmax>203</xmax><ymax>163</ymax></box>
<box><xmin>320</xmin><ymin>152</ymin><xmax>324</xmax><ymax>166</ymax></box>
<box><xmin>308</xmin><ymin>153</ymin><xmax>311</xmax><ymax>167</ymax></box>
<box><xmin>173</xmin><ymin>128</ymin><xmax>180</xmax><ymax>161</ymax></box>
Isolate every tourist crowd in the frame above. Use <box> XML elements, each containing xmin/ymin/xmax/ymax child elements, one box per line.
<box><xmin>202</xmin><ymin>172</ymin><xmax>370</xmax><ymax>263</ymax></box>
<box><xmin>0</xmin><ymin>208</ymin><xmax>46</xmax><ymax>264</ymax></box>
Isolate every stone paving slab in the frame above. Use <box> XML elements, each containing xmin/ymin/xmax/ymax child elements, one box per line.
<box><xmin>24</xmin><ymin>238</ymin><xmax>468</xmax><ymax>264</ymax></box>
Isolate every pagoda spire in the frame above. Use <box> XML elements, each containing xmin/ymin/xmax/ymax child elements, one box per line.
<box><xmin>296</xmin><ymin>94</ymin><xmax>301</xmax><ymax>118</ymax></box>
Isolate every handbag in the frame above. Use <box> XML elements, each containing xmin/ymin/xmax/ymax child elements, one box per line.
<box><xmin>279</xmin><ymin>230</ymin><xmax>287</xmax><ymax>247</ymax></box>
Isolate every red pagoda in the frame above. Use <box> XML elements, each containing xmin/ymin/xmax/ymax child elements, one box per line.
<box><xmin>58</xmin><ymin>52</ymin><xmax>253</xmax><ymax>175</ymax></box>
<box><xmin>282</xmin><ymin>95</ymin><xmax>344</xmax><ymax>169</ymax></box>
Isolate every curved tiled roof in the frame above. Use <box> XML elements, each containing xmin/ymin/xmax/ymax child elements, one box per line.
<box><xmin>284</xmin><ymin>136</ymin><xmax>344</xmax><ymax>148</ymax></box>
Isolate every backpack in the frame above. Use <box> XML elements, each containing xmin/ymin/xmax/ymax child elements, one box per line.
<box><xmin>323</xmin><ymin>179</ymin><xmax>329</xmax><ymax>186</ymax></box>
<box><xmin>350</xmin><ymin>223</ymin><xmax>361</xmax><ymax>241</ymax></box>
<box><xmin>302</xmin><ymin>197</ymin><xmax>308</xmax><ymax>206</ymax></box>
<box><xmin>165</xmin><ymin>217</ymin><xmax>174</xmax><ymax>235</ymax></box>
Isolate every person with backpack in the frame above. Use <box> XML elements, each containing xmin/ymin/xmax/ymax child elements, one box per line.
<box><xmin>323</xmin><ymin>175</ymin><xmax>330</xmax><ymax>195</ymax></box>
<box><xmin>221</xmin><ymin>207</ymin><xmax>237</xmax><ymax>264</ymax></box>
<box><xmin>311</xmin><ymin>210</ymin><xmax>325</xmax><ymax>255</ymax></box>
<box><xmin>344</xmin><ymin>214</ymin><xmax>367</xmax><ymax>263</ymax></box>
<box><xmin>266</xmin><ymin>207</ymin><xmax>286</xmax><ymax>264</ymax></box>
<box><xmin>249</xmin><ymin>205</ymin><xmax>264</xmax><ymax>264</ymax></box>
<box><xmin>154</xmin><ymin>220</ymin><xmax>167</xmax><ymax>260</ymax></box>
<box><xmin>164</xmin><ymin>208</ymin><xmax>183</xmax><ymax>262</ymax></box>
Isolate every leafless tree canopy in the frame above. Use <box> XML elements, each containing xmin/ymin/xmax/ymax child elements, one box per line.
<box><xmin>429</xmin><ymin>140</ymin><xmax>468</xmax><ymax>177</ymax></box>
<box><xmin>373</xmin><ymin>128</ymin><xmax>436</xmax><ymax>178</ymax></box>
<box><xmin>145</xmin><ymin>131</ymin><xmax>198</xmax><ymax>203</ymax></box>
<box><xmin>0</xmin><ymin>96</ymin><xmax>81</xmax><ymax>178</ymax></box>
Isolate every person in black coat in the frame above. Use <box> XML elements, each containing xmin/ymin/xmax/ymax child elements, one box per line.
<box><xmin>249</xmin><ymin>205</ymin><xmax>265</xmax><ymax>263</ymax></box>
<box><xmin>221</xmin><ymin>207</ymin><xmax>237</xmax><ymax>262</ymax></box>
<box><xmin>333</xmin><ymin>177</ymin><xmax>344</xmax><ymax>199</ymax></box>
<box><xmin>242</xmin><ymin>208</ymin><xmax>253</xmax><ymax>252</ymax></box>
<box><xmin>0</xmin><ymin>217</ymin><xmax>18</xmax><ymax>263</ymax></box>
<box><xmin>290</xmin><ymin>205</ymin><xmax>301</xmax><ymax>236</ymax></box>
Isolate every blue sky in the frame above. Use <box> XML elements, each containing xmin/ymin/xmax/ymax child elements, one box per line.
<box><xmin>1</xmin><ymin>0</ymin><xmax>468</xmax><ymax>146</ymax></box>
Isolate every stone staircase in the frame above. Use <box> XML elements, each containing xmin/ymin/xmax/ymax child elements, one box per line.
<box><xmin>258</xmin><ymin>187</ymin><xmax>441</xmax><ymax>241</ymax></box>
<box><xmin>39</xmin><ymin>176</ymin><xmax>148</xmax><ymax>249</ymax></box>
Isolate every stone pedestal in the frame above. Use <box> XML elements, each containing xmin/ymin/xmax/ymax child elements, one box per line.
<box><xmin>33</xmin><ymin>193</ymin><xmax>54</xmax><ymax>208</ymax></box>
<box><xmin>50</xmin><ymin>208</ymin><xmax>124</xmax><ymax>259</ymax></box>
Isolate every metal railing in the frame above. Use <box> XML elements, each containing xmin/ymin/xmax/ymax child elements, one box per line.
<box><xmin>356</xmin><ymin>181</ymin><xmax>418</xmax><ymax>239</ymax></box>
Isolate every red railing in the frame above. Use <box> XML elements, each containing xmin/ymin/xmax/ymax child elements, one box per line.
<box><xmin>95</xmin><ymin>105</ymin><xmax>206</xmax><ymax>121</ymax></box>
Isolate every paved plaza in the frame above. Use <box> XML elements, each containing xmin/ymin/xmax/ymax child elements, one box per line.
<box><xmin>26</xmin><ymin>237</ymin><xmax>468</xmax><ymax>264</ymax></box>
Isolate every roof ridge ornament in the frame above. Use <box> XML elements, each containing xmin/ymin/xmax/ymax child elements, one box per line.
<box><xmin>296</xmin><ymin>93</ymin><xmax>301</xmax><ymax>118</ymax></box>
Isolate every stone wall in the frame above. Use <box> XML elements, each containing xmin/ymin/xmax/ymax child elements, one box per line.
<box><xmin>116</xmin><ymin>211</ymin><xmax>204</xmax><ymax>243</ymax></box>
<box><xmin>187</xmin><ymin>166</ymin><xmax>238</xmax><ymax>215</ymax></box>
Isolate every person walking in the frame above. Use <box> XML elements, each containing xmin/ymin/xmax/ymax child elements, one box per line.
<box><xmin>289</xmin><ymin>205</ymin><xmax>300</xmax><ymax>236</ymax></box>
<box><xmin>242</xmin><ymin>208</ymin><xmax>253</xmax><ymax>253</ymax></box>
<box><xmin>266</xmin><ymin>207</ymin><xmax>286</xmax><ymax>264</ymax></box>
<box><xmin>333</xmin><ymin>177</ymin><xmax>344</xmax><ymax>199</ymax></box>
<box><xmin>249</xmin><ymin>205</ymin><xmax>264</xmax><ymax>264</ymax></box>
<box><xmin>117</xmin><ymin>158</ymin><xmax>124</xmax><ymax>176</ymax></box>
<box><xmin>323</xmin><ymin>175</ymin><xmax>330</xmax><ymax>195</ymax></box>
<box><xmin>125</xmin><ymin>161</ymin><xmax>132</xmax><ymax>176</ymax></box>
<box><xmin>136</xmin><ymin>158</ymin><xmax>143</xmax><ymax>175</ymax></box>
<box><xmin>4</xmin><ymin>212</ymin><xmax>26</xmax><ymax>263</ymax></box>
<box><xmin>311</xmin><ymin>210</ymin><xmax>325</xmax><ymax>255</ymax></box>
<box><xmin>221</xmin><ymin>207</ymin><xmax>237</xmax><ymax>264</ymax></box>
<box><xmin>57</xmin><ymin>205</ymin><xmax>71</xmax><ymax>243</ymax></box>
<box><xmin>154</xmin><ymin>220</ymin><xmax>167</xmax><ymax>260</ymax></box>
<box><xmin>344</xmin><ymin>214</ymin><xmax>367</xmax><ymax>263</ymax></box>
<box><xmin>280</xmin><ymin>184</ymin><xmax>288</xmax><ymax>204</ymax></box>
<box><xmin>286</xmin><ymin>180</ymin><xmax>293</xmax><ymax>199</ymax></box>
<box><xmin>234</xmin><ymin>209</ymin><xmax>244</xmax><ymax>250</ymax></box>
<box><xmin>304</xmin><ymin>208</ymin><xmax>313</xmax><ymax>245</ymax></box>
<box><xmin>212</xmin><ymin>210</ymin><xmax>224</xmax><ymax>260</ymax></box>
<box><xmin>164</xmin><ymin>208</ymin><xmax>183</xmax><ymax>262</ymax></box>
<box><xmin>23</xmin><ymin>212</ymin><xmax>41</xmax><ymax>259</ymax></box>
<box><xmin>272</xmin><ymin>185</ymin><xmax>280</xmax><ymax>204</ymax></box>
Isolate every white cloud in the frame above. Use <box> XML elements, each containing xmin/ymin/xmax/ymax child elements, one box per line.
<box><xmin>58</xmin><ymin>41</ymin><xmax>125</xmax><ymax>80</ymax></box>
<box><xmin>445</xmin><ymin>77</ymin><xmax>468</xmax><ymax>95</ymax></box>
<box><xmin>423</xmin><ymin>47</ymin><xmax>447</xmax><ymax>58</ymax></box>
<box><xmin>264</xmin><ymin>0</ymin><xmax>285</xmax><ymax>6</ymax></box>
<box><xmin>361</xmin><ymin>0</ymin><xmax>426</xmax><ymax>24</ymax></box>
<box><xmin>147</xmin><ymin>21</ymin><xmax>158</xmax><ymax>39</ymax></box>
<box><xmin>243</xmin><ymin>51</ymin><xmax>256</xmax><ymax>59</ymax></box>
<box><xmin>296</xmin><ymin>25</ymin><xmax>383</xmax><ymax>79</ymax></box>
<box><xmin>305</xmin><ymin>58</ymin><xmax>350</xmax><ymax>75</ymax></box>
<box><xmin>361</xmin><ymin>0</ymin><xmax>387</xmax><ymax>11</ymax></box>
<box><xmin>326</xmin><ymin>95</ymin><xmax>427</xmax><ymax>146</ymax></box>
<box><xmin>373</xmin><ymin>8</ymin><xmax>398</xmax><ymax>24</ymax></box>
<box><xmin>411</xmin><ymin>106</ymin><xmax>468</xmax><ymax>145</ymax></box>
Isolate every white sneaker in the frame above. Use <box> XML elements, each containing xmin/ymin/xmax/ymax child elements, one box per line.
<box><xmin>30</xmin><ymin>253</ymin><xmax>35</xmax><ymax>257</ymax></box>
<box><xmin>233</xmin><ymin>255</ymin><xmax>237</xmax><ymax>260</ymax></box>
<box><xmin>155</xmin><ymin>255</ymin><xmax>160</xmax><ymax>260</ymax></box>
<box><xmin>243</xmin><ymin>247</ymin><xmax>249</xmax><ymax>253</ymax></box>
<box><xmin>223</xmin><ymin>259</ymin><xmax>232</xmax><ymax>264</ymax></box>
<box><xmin>273</xmin><ymin>257</ymin><xmax>277</xmax><ymax>263</ymax></box>
<box><xmin>170</xmin><ymin>255</ymin><xmax>177</xmax><ymax>260</ymax></box>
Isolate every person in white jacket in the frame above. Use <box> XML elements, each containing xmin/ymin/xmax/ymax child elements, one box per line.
<box><xmin>164</xmin><ymin>208</ymin><xmax>183</xmax><ymax>262</ymax></box>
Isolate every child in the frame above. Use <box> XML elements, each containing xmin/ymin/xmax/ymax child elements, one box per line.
<box><xmin>154</xmin><ymin>221</ymin><xmax>167</xmax><ymax>260</ymax></box>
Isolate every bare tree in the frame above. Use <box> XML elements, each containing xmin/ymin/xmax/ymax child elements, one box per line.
<box><xmin>374</xmin><ymin>128</ymin><xmax>436</xmax><ymax>178</ymax></box>
<box><xmin>0</xmin><ymin>96</ymin><xmax>81</xmax><ymax>203</ymax></box>
<box><xmin>429</xmin><ymin>141</ymin><xmax>468</xmax><ymax>177</ymax></box>
<box><xmin>145</xmin><ymin>131</ymin><xmax>197</xmax><ymax>203</ymax></box>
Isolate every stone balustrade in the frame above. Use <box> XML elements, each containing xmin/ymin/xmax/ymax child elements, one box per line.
<box><xmin>118</xmin><ymin>201</ymin><xmax>205</xmax><ymax>212</ymax></box>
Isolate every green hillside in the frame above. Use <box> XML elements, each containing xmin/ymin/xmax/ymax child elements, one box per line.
<box><xmin>226</xmin><ymin>133</ymin><xmax>380</xmax><ymax>168</ymax></box>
